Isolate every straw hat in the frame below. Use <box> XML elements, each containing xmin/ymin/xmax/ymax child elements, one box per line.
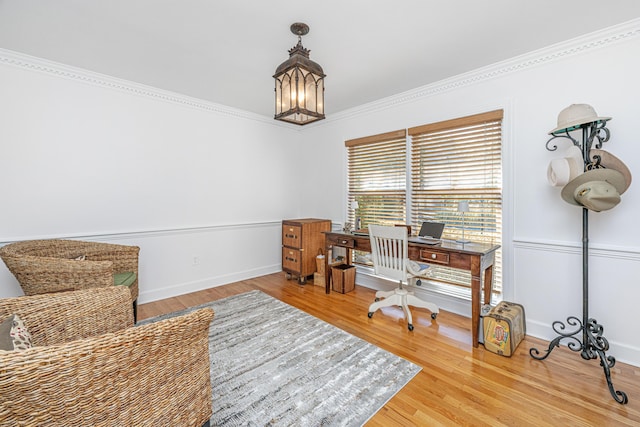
<box><xmin>549</xmin><ymin>104</ymin><xmax>611</xmax><ymax>135</ymax></box>
<box><xmin>547</xmin><ymin>145</ymin><xmax>584</xmax><ymax>187</ymax></box>
<box><xmin>590</xmin><ymin>149</ymin><xmax>632</xmax><ymax>189</ymax></box>
<box><xmin>573</xmin><ymin>181</ymin><xmax>621</xmax><ymax>212</ymax></box>
<box><xmin>561</xmin><ymin>168</ymin><xmax>626</xmax><ymax>210</ymax></box>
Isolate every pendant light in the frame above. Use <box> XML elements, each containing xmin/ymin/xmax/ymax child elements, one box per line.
<box><xmin>274</xmin><ymin>23</ymin><xmax>325</xmax><ymax>125</ymax></box>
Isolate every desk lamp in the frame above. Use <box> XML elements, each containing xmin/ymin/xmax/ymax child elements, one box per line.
<box><xmin>352</xmin><ymin>201</ymin><xmax>361</xmax><ymax>230</ymax></box>
<box><xmin>457</xmin><ymin>201</ymin><xmax>471</xmax><ymax>243</ymax></box>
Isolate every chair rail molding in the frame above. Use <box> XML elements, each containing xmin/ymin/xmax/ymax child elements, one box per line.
<box><xmin>513</xmin><ymin>238</ymin><xmax>640</xmax><ymax>261</ymax></box>
<box><xmin>0</xmin><ymin>220</ymin><xmax>282</xmax><ymax>246</ymax></box>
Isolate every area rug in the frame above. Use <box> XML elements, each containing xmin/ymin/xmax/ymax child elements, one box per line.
<box><xmin>140</xmin><ymin>290</ymin><xmax>421</xmax><ymax>426</ymax></box>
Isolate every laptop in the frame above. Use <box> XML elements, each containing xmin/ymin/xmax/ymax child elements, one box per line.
<box><xmin>414</xmin><ymin>221</ymin><xmax>445</xmax><ymax>244</ymax></box>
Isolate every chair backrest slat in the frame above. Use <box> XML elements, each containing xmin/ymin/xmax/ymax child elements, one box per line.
<box><xmin>368</xmin><ymin>225</ymin><xmax>408</xmax><ymax>283</ymax></box>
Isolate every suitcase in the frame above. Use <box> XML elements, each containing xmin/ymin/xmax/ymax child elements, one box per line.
<box><xmin>483</xmin><ymin>301</ymin><xmax>526</xmax><ymax>357</ymax></box>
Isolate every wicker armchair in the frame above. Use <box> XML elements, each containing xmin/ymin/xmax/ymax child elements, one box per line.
<box><xmin>0</xmin><ymin>287</ymin><xmax>213</xmax><ymax>426</ymax></box>
<box><xmin>0</xmin><ymin>239</ymin><xmax>140</xmax><ymax>319</ymax></box>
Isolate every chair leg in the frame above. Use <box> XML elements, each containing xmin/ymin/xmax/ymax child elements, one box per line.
<box><xmin>368</xmin><ymin>287</ymin><xmax>438</xmax><ymax>329</ymax></box>
<box><xmin>406</xmin><ymin>293</ymin><xmax>439</xmax><ymax>317</ymax></box>
<box><xmin>368</xmin><ymin>292</ymin><xmax>403</xmax><ymax>313</ymax></box>
<box><xmin>133</xmin><ymin>299</ymin><xmax>138</xmax><ymax>323</ymax></box>
<box><xmin>374</xmin><ymin>289</ymin><xmax>396</xmax><ymax>300</ymax></box>
<box><xmin>400</xmin><ymin>294</ymin><xmax>414</xmax><ymax>328</ymax></box>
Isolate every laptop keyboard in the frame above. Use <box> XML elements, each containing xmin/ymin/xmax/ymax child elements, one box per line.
<box><xmin>416</xmin><ymin>236</ymin><xmax>441</xmax><ymax>245</ymax></box>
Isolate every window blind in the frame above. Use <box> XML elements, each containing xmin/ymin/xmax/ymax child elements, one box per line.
<box><xmin>409</xmin><ymin>109</ymin><xmax>503</xmax><ymax>295</ymax></box>
<box><xmin>346</xmin><ymin>130</ymin><xmax>407</xmax><ymax>228</ymax></box>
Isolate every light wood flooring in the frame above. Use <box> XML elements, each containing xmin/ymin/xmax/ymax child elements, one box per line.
<box><xmin>138</xmin><ymin>272</ymin><xmax>640</xmax><ymax>426</ymax></box>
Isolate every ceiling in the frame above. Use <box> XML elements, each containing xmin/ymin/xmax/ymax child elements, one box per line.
<box><xmin>2</xmin><ymin>1</ymin><xmax>640</xmax><ymax>120</ymax></box>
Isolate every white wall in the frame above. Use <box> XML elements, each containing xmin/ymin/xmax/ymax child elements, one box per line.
<box><xmin>2</xmin><ymin>20</ymin><xmax>640</xmax><ymax>368</ymax></box>
<box><xmin>299</xmin><ymin>21</ymin><xmax>640</xmax><ymax>366</ymax></box>
<box><xmin>0</xmin><ymin>50</ymin><xmax>303</xmax><ymax>302</ymax></box>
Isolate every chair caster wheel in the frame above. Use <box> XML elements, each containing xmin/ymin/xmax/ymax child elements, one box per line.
<box><xmin>368</xmin><ymin>312</ymin><xmax>374</xmax><ymax>318</ymax></box>
<box><xmin>408</xmin><ymin>324</ymin><xmax>414</xmax><ymax>331</ymax></box>
<box><xmin>431</xmin><ymin>313</ymin><xmax>438</xmax><ymax>320</ymax></box>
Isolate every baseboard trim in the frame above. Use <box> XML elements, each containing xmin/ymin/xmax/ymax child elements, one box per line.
<box><xmin>138</xmin><ymin>264</ymin><xmax>282</xmax><ymax>304</ymax></box>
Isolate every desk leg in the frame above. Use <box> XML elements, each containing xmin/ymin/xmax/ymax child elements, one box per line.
<box><xmin>471</xmin><ymin>256</ymin><xmax>481</xmax><ymax>348</ymax></box>
<box><xmin>483</xmin><ymin>265</ymin><xmax>494</xmax><ymax>305</ymax></box>
<box><xmin>324</xmin><ymin>241</ymin><xmax>331</xmax><ymax>294</ymax></box>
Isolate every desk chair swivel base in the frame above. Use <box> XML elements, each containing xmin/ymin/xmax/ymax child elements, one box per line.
<box><xmin>367</xmin><ymin>282</ymin><xmax>438</xmax><ymax>331</ymax></box>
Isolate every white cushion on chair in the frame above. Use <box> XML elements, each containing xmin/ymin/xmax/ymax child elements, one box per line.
<box><xmin>407</xmin><ymin>260</ymin><xmax>430</xmax><ymax>276</ymax></box>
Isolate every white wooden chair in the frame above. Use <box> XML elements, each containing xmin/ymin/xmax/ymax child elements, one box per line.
<box><xmin>367</xmin><ymin>224</ymin><xmax>439</xmax><ymax>331</ymax></box>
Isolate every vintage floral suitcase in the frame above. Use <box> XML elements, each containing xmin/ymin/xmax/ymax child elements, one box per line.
<box><xmin>483</xmin><ymin>301</ymin><xmax>526</xmax><ymax>357</ymax></box>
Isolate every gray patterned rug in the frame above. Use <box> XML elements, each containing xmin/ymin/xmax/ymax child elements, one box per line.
<box><xmin>141</xmin><ymin>290</ymin><xmax>421</xmax><ymax>426</ymax></box>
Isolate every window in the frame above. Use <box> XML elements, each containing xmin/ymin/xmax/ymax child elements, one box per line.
<box><xmin>345</xmin><ymin>110</ymin><xmax>503</xmax><ymax>298</ymax></box>
<box><xmin>409</xmin><ymin>110</ymin><xmax>503</xmax><ymax>297</ymax></box>
<box><xmin>346</xmin><ymin>130</ymin><xmax>407</xmax><ymax>228</ymax></box>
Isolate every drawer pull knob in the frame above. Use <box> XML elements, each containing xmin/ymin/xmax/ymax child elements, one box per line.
<box><xmin>285</xmin><ymin>234</ymin><xmax>297</xmax><ymax>239</ymax></box>
<box><xmin>285</xmin><ymin>257</ymin><xmax>296</xmax><ymax>262</ymax></box>
<box><xmin>431</xmin><ymin>254</ymin><xmax>437</xmax><ymax>259</ymax></box>
<box><xmin>341</xmin><ymin>240</ymin><xmax>347</xmax><ymax>244</ymax></box>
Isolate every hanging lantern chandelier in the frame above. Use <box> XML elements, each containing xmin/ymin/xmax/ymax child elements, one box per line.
<box><xmin>274</xmin><ymin>23</ymin><xmax>325</xmax><ymax>125</ymax></box>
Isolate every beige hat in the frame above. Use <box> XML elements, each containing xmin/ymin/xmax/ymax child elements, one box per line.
<box><xmin>561</xmin><ymin>168</ymin><xmax>626</xmax><ymax>208</ymax></box>
<box><xmin>574</xmin><ymin>181</ymin><xmax>621</xmax><ymax>212</ymax></box>
<box><xmin>549</xmin><ymin>104</ymin><xmax>611</xmax><ymax>135</ymax></box>
<box><xmin>590</xmin><ymin>149</ymin><xmax>632</xmax><ymax>190</ymax></box>
<box><xmin>547</xmin><ymin>145</ymin><xmax>584</xmax><ymax>187</ymax></box>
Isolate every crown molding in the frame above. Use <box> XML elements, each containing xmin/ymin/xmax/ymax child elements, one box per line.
<box><xmin>2</xmin><ymin>18</ymin><xmax>639</xmax><ymax>129</ymax></box>
<box><xmin>327</xmin><ymin>18</ymin><xmax>640</xmax><ymax>123</ymax></box>
<box><xmin>0</xmin><ymin>48</ymin><xmax>295</xmax><ymax>128</ymax></box>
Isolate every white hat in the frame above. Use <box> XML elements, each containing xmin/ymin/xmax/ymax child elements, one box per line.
<box><xmin>549</xmin><ymin>104</ymin><xmax>611</xmax><ymax>135</ymax></box>
<box><xmin>547</xmin><ymin>145</ymin><xmax>584</xmax><ymax>187</ymax></box>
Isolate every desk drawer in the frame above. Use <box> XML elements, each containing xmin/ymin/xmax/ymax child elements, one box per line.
<box><xmin>282</xmin><ymin>225</ymin><xmax>302</xmax><ymax>248</ymax></box>
<box><xmin>282</xmin><ymin>247</ymin><xmax>302</xmax><ymax>271</ymax></box>
<box><xmin>327</xmin><ymin>235</ymin><xmax>356</xmax><ymax>249</ymax></box>
<box><xmin>419</xmin><ymin>249</ymin><xmax>449</xmax><ymax>265</ymax></box>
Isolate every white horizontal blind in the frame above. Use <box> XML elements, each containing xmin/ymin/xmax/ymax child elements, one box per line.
<box><xmin>409</xmin><ymin>110</ymin><xmax>503</xmax><ymax>295</ymax></box>
<box><xmin>346</xmin><ymin>130</ymin><xmax>407</xmax><ymax>229</ymax></box>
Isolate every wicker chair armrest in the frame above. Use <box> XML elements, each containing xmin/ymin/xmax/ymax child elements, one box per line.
<box><xmin>2</xmin><ymin>253</ymin><xmax>114</xmax><ymax>294</ymax></box>
<box><xmin>17</xmin><ymin>254</ymin><xmax>113</xmax><ymax>274</ymax></box>
<box><xmin>0</xmin><ymin>287</ymin><xmax>133</xmax><ymax>346</ymax></box>
<box><xmin>0</xmin><ymin>307</ymin><xmax>214</xmax><ymax>427</ymax></box>
<box><xmin>83</xmin><ymin>242</ymin><xmax>140</xmax><ymax>274</ymax></box>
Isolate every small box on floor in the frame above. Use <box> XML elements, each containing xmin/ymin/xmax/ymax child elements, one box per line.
<box><xmin>483</xmin><ymin>301</ymin><xmax>526</xmax><ymax>357</ymax></box>
<box><xmin>313</xmin><ymin>273</ymin><xmax>325</xmax><ymax>287</ymax></box>
<box><xmin>331</xmin><ymin>264</ymin><xmax>356</xmax><ymax>293</ymax></box>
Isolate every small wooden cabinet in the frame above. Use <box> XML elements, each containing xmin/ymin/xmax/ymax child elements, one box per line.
<box><xmin>282</xmin><ymin>218</ymin><xmax>331</xmax><ymax>284</ymax></box>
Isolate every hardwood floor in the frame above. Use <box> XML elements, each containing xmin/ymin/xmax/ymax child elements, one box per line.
<box><xmin>138</xmin><ymin>272</ymin><xmax>640</xmax><ymax>426</ymax></box>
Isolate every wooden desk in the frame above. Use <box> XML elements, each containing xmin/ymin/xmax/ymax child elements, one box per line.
<box><xmin>324</xmin><ymin>231</ymin><xmax>500</xmax><ymax>347</ymax></box>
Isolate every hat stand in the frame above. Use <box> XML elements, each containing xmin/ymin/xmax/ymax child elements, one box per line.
<box><xmin>530</xmin><ymin>121</ymin><xmax>628</xmax><ymax>404</ymax></box>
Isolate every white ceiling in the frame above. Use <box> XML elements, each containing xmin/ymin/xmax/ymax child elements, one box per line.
<box><xmin>2</xmin><ymin>1</ymin><xmax>640</xmax><ymax>119</ymax></box>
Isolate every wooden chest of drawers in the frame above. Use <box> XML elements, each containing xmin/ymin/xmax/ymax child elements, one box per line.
<box><xmin>282</xmin><ymin>218</ymin><xmax>331</xmax><ymax>284</ymax></box>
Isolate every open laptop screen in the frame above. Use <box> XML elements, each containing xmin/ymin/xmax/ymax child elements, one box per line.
<box><xmin>418</xmin><ymin>221</ymin><xmax>445</xmax><ymax>239</ymax></box>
